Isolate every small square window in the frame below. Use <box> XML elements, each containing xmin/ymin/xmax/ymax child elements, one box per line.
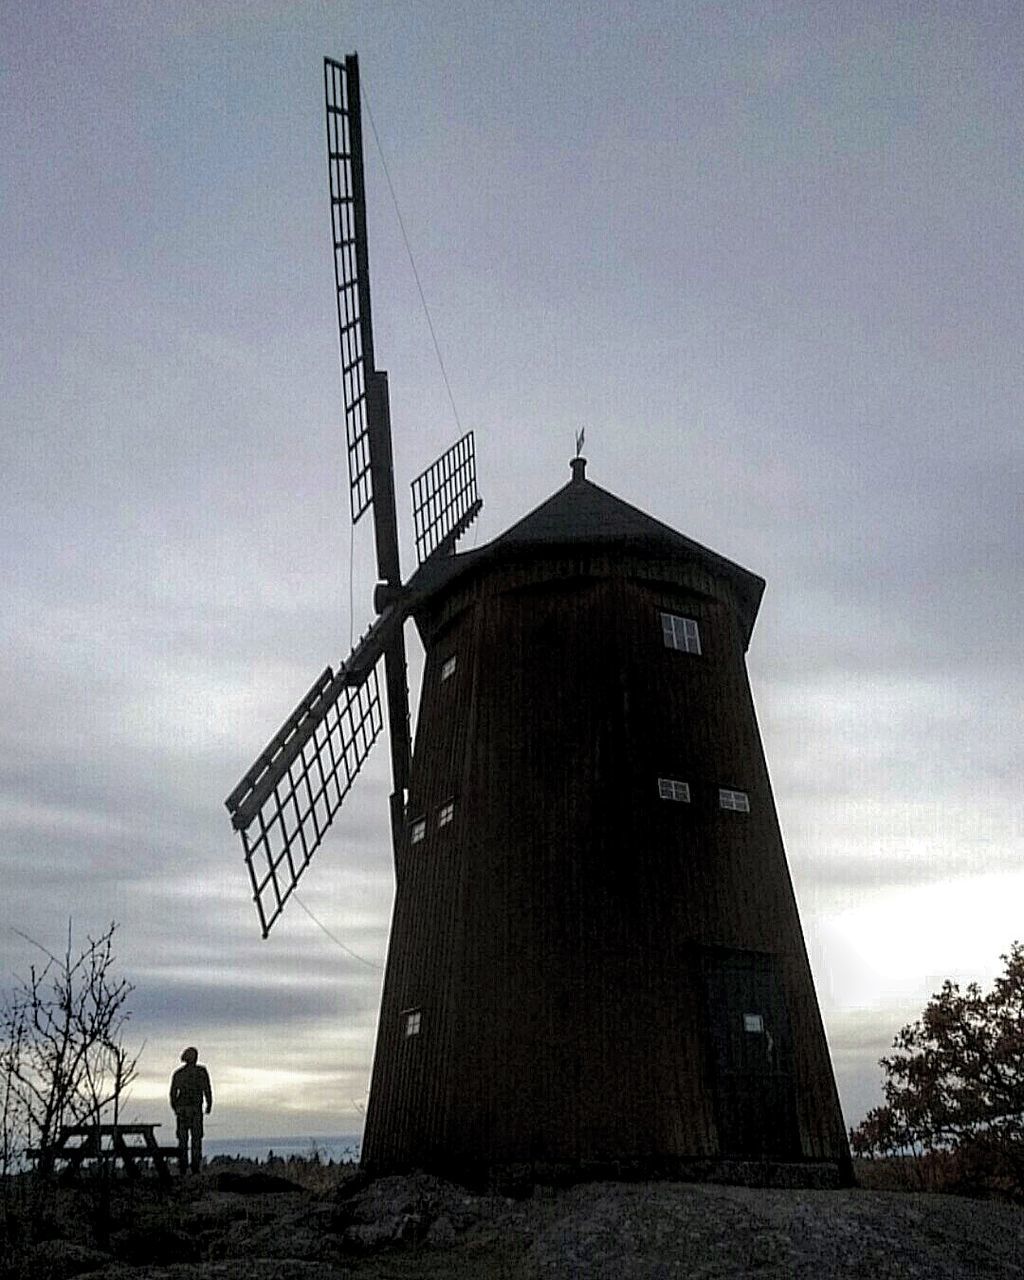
<box><xmin>660</xmin><ymin>612</ymin><xmax>701</xmax><ymax>655</ymax></box>
<box><xmin>409</xmin><ymin>818</ymin><xmax>426</xmax><ymax>844</ymax></box>
<box><xmin>719</xmin><ymin>788</ymin><xmax>750</xmax><ymax>813</ymax></box>
<box><xmin>657</xmin><ymin>777</ymin><xmax>690</xmax><ymax>803</ymax></box>
<box><xmin>743</xmin><ymin>1013</ymin><xmax>764</xmax><ymax>1034</ymax></box>
<box><xmin>403</xmin><ymin>1009</ymin><xmax>421</xmax><ymax>1037</ymax></box>
<box><xmin>438</xmin><ymin>800</ymin><xmax>455</xmax><ymax>828</ymax></box>
<box><xmin>440</xmin><ymin>655</ymin><xmax>457</xmax><ymax>681</ymax></box>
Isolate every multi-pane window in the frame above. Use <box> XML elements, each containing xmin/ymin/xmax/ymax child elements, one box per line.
<box><xmin>409</xmin><ymin>817</ymin><xmax>426</xmax><ymax>844</ymax></box>
<box><xmin>657</xmin><ymin>778</ymin><xmax>691</xmax><ymax>803</ymax></box>
<box><xmin>743</xmin><ymin>1013</ymin><xmax>764</xmax><ymax>1034</ymax></box>
<box><xmin>403</xmin><ymin>1009</ymin><xmax>421</xmax><ymax>1038</ymax></box>
<box><xmin>437</xmin><ymin>800</ymin><xmax>455</xmax><ymax>828</ymax></box>
<box><xmin>719</xmin><ymin>788</ymin><xmax>750</xmax><ymax>813</ymax></box>
<box><xmin>661</xmin><ymin>612</ymin><xmax>701</xmax><ymax>655</ymax></box>
<box><xmin>440</xmin><ymin>654</ymin><xmax>457</xmax><ymax>681</ymax></box>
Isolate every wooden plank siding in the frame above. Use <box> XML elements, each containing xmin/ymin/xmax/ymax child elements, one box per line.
<box><xmin>362</xmin><ymin>547</ymin><xmax>849</xmax><ymax>1181</ymax></box>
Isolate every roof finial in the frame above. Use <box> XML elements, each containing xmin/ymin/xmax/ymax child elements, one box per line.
<box><xmin>571</xmin><ymin>429</ymin><xmax>587</xmax><ymax>482</ymax></box>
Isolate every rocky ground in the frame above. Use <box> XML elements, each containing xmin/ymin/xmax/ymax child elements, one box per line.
<box><xmin>4</xmin><ymin>1162</ymin><xmax>1024</xmax><ymax>1279</ymax></box>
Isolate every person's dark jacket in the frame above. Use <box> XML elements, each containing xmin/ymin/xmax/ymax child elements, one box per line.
<box><xmin>170</xmin><ymin>1063</ymin><xmax>212</xmax><ymax>1113</ymax></box>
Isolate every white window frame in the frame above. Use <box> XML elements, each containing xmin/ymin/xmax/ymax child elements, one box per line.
<box><xmin>719</xmin><ymin>788</ymin><xmax>750</xmax><ymax>813</ymax></box>
<box><xmin>403</xmin><ymin>1008</ymin><xmax>422</xmax><ymax>1038</ymax></box>
<box><xmin>437</xmin><ymin>800</ymin><xmax>455</xmax><ymax>828</ymax></box>
<box><xmin>409</xmin><ymin>817</ymin><xmax>426</xmax><ymax>844</ymax></box>
<box><xmin>743</xmin><ymin>1013</ymin><xmax>764</xmax><ymax>1034</ymax></box>
<box><xmin>440</xmin><ymin>654</ymin><xmax>457</xmax><ymax>681</ymax></box>
<box><xmin>657</xmin><ymin>777</ymin><xmax>690</xmax><ymax>803</ymax></box>
<box><xmin>660</xmin><ymin>611</ymin><xmax>701</xmax><ymax>655</ymax></box>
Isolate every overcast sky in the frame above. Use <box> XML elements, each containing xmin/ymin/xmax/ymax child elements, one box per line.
<box><xmin>3</xmin><ymin>1</ymin><xmax>1022</xmax><ymax>1141</ymax></box>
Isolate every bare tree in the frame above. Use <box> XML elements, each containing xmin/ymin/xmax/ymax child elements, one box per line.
<box><xmin>0</xmin><ymin>1009</ymin><xmax>27</xmax><ymax>1177</ymax></box>
<box><xmin>0</xmin><ymin>921</ymin><xmax>141</xmax><ymax>1171</ymax></box>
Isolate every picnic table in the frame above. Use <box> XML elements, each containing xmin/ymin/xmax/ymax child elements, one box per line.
<box><xmin>30</xmin><ymin>1123</ymin><xmax>180</xmax><ymax>1184</ymax></box>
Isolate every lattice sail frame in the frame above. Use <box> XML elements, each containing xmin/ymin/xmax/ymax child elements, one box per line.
<box><xmin>226</xmin><ymin>664</ymin><xmax>383</xmax><ymax>937</ymax></box>
<box><xmin>411</xmin><ymin>431</ymin><xmax>479</xmax><ymax>563</ymax></box>
<box><xmin>226</xmin><ymin>57</ymin><xmax>487</xmax><ymax>940</ymax></box>
<box><xmin>325</xmin><ymin>56</ymin><xmax>375</xmax><ymax>523</ymax></box>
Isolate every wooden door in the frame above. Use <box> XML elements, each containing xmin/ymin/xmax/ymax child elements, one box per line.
<box><xmin>701</xmin><ymin>949</ymin><xmax>800</xmax><ymax>1159</ymax></box>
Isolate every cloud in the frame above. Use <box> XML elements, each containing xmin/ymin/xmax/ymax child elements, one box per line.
<box><xmin>128</xmin><ymin>972</ymin><xmax>379</xmax><ymax>1035</ymax></box>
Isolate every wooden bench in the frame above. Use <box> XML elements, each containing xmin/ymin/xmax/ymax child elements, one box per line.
<box><xmin>29</xmin><ymin>1123</ymin><xmax>178</xmax><ymax>1185</ymax></box>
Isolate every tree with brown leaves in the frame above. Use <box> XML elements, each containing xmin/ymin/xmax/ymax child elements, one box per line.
<box><xmin>850</xmin><ymin>942</ymin><xmax>1024</xmax><ymax>1196</ymax></box>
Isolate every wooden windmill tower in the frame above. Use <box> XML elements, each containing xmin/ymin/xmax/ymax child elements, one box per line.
<box><xmin>226</xmin><ymin>55</ymin><xmax>850</xmax><ymax>1187</ymax></box>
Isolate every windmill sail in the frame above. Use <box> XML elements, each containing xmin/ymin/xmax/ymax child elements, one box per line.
<box><xmin>226</xmin><ymin>662</ymin><xmax>384</xmax><ymax>937</ymax></box>
<box><xmin>411</xmin><ymin>431</ymin><xmax>482</xmax><ymax>564</ymax></box>
<box><xmin>325</xmin><ymin>55</ymin><xmax>377</xmax><ymax>525</ymax></box>
<box><xmin>228</xmin><ymin>55</ymin><xmax>482</xmax><ymax>940</ymax></box>
<box><xmin>325</xmin><ymin>54</ymin><xmax>410</xmax><ymax>827</ymax></box>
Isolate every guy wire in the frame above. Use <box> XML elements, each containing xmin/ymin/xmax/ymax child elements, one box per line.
<box><xmin>361</xmin><ymin>86</ymin><xmax>464</xmax><ymax>437</ymax></box>
<box><xmin>292</xmin><ymin>892</ymin><xmax>383</xmax><ymax>971</ymax></box>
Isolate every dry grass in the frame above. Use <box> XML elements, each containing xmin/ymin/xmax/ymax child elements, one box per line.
<box><xmin>853</xmin><ymin>1152</ymin><xmax>1023</xmax><ymax>1202</ymax></box>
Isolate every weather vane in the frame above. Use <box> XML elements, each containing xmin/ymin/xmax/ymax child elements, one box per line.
<box><xmin>574</xmin><ymin>427</ymin><xmax>586</xmax><ymax>458</ymax></box>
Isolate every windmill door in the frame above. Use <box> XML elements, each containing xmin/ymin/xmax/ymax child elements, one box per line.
<box><xmin>701</xmin><ymin>950</ymin><xmax>800</xmax><ymax>1159</ymax></box>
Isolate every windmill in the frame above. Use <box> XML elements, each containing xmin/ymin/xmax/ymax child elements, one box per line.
<box><xmin>227</xmin><ymin>54</ymin><xmax>851</xmax><ymax>1188</ymax></box>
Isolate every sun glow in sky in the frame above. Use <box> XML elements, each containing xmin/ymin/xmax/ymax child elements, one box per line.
<box><xmin>822</xmin><ymin>871</ymin><xmax>1024</xmax><ymax>1003</ymax></box>
<box><xmin>3</xmin><ymin>1</ymin><xmax>1022</xmax><ymax>1139</ymax></box>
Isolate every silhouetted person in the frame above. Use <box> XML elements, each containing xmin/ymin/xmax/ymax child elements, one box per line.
<box><xmin>170</xmin><ymin>1046</ymin><xmax>212</xmax><ymax>1174</ymax></box>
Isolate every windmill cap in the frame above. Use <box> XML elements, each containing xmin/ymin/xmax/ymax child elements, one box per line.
<box><xmin>570</xmin><ymin>456</ymin><xmax>587</xmax><ymax>482</ymax></box>
<box><xmin>405</xmin><ymin>468</ymin><xmax>767</xmax><ymax>652</ymax></box>
<box><xmin>181</xmin><ymin>1047</ymin><xmax>198</xmax><ymax>1063</ymax></box>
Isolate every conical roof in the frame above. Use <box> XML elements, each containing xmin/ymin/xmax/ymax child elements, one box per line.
<box><xmin>408</xmin><ymin>458</ymin><xmax>765</xmax><ymax>645</ymax></box>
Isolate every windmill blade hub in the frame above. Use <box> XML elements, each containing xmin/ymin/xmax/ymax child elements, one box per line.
<box><xmin>374</xmin><ymin>581</ymin><xmax>404</xmax><ymax>612</ymax></box>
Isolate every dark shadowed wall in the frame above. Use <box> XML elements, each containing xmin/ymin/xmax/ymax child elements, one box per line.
<box><xmin>363</xmin><ymin>527</ymin><xmax>848</xmax><ymax>1179</ymax></box>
